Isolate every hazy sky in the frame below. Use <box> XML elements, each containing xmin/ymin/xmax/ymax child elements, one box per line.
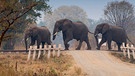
<box><xmin>48</xmin><ymin>0</ymin><xmax>135</xmax><ymax>20</ymax></box>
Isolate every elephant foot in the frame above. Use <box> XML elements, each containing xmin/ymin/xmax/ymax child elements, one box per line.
<box><xmin>108</xmin><ymin>47</ymin><xmax>112</xmax><ymax>50</ymax></box>
<box><xmin>96</xmin><ymin>47</ymin><xmax>100</xmax><ymax>50</ymax></box>
<box><xmin>76</xmin><ymin>48</ymin><xmax>80</xmax><ymax>50</ymax></box>
<box><xmin>64</xmin><ymin>44</ymin><xmax>69</xmax><ymax>51</ymax></box>
<box><xmin>107</xmin><ymin>49</ymin><xmax>111</xmax><ymax>51</ymax></box>
<box><xmin>64</xmin><ymin>48</ymin><xmax>69</xmax><ymax>50</ymax></box>
<box><xmin>87</xmin><ymin>47</ymin><xmax>91</xmax><ymax>50</ymax></box>
<box><xmin>118</xmin><ymin>49</ymin><xmax>122</xmax><ymax>52</ymax></box>
<box><xmin>107</xmin><ymin>48</ymin><xmax>111</xmax><ymax>51</ymax></box>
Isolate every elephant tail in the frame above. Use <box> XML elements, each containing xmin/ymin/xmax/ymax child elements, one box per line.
<box><xmin>127</xmin><ymin>36</ymin><xmax>135</xmax><ymax>46</ymax></box>
<box><xmin>88</xmin><ymin>31</ymin><xmax>94</xmax><ymax>34</ymax></box>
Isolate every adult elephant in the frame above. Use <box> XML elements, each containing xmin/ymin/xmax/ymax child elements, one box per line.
<box><xmin>94</xmin><ymin>23</ymin><xmax>134</xmax><ymax>51</ymax></box>
<box><xmin>24</xmin><ymin>26</ymin><xmax>51</xmax><ymax>51</ymax></box>
<box><xmin>53</xmin><ymin>19</ymin><xmax>92</xmax><ymax>50</ymax></box>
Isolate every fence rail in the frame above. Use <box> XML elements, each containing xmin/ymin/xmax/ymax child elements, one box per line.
<box><xmin>0</xmin><ymin>50</ymin><xmax>27</xmax><ymax>52</ymax></box>
<box><xmin>121</xmin><ymin>43</ymin><xmax>135</xmax><ymax>59</ymax></box>
<box><xmin>27</xmin><ymin>44</ymin><xmax>62</xmax><ymax>61</ymax></box>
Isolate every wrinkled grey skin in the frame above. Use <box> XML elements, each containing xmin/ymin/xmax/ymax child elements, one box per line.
<box><xmin>53</xmin><ymin>19</ymin><xmax>91</xmax><ymax>50</ymax></box>
<box><xmin>94</xmin><ymin>23</ymin><xmax>127</xmax><ymax>51</ymax></box>
<box><xmin>24</xmin><ymin>26</ymin><xmax>51</xmax><ymax>51</ymax></box>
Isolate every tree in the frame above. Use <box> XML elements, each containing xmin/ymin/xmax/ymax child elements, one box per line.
<box><xmin>88</xmin><ymin>18</ymin><xmax>105</xmax><ymax>32</ymax></box>
<box><xmin>44</xmin><ymin>5</ymin><xmax>89</xmax><ymax>32</ymax></box>
<box><xmin>43</xmin><ymin>6</ymin><xmax>90</xmax><ymax>48</ymax></box>
<box><xmin>0</xmin><ymin>0</ymin><xmax>51</xmax><ymax>48</ymax></box>
<box><xmin>104</xmin><ymin>1</ymin><xmax>135</xmax><ymax>32</ymax></box>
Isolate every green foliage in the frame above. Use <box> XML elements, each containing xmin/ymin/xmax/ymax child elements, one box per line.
<box><xmin>0</xmin><ymin>0</ymin><xmax>51</xmax><ymax>48</ymax></box>
<box><xmin>44</xmin><ymin>5</ymin><xmax>89</xmax><ymax>45</ymax></box>
<box><xmin>2</xmin><ymin>39</ymin><xmax>15</xmax><ymax>50</ymax></box>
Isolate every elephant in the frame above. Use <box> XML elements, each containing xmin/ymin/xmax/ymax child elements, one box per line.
<box><xmin>24</xmin><ymin>26</ymin><xmax>51</xmax><ymax>51</ymax></box>
<box><xmin>52</xmin><ymin>19</ymin><xmax>93</xmax><ymax>50</ymax></box>
<box><xmin>94</xmin><ymin>23</ymin><xmax>134</xmax><ymax>51</ymax></box>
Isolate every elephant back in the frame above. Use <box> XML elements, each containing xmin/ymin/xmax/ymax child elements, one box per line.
<box><xmin>73</xmin><ymin>22</ymin><xmax>89</xmax><ymax>32</ymax></box>
<box><xmin>38</xmin><ymin>26</ymin><xmax>51</xmax><ymax>35</ymax></box>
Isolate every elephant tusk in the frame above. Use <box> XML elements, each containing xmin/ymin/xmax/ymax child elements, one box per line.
<box><xmin>53</xmin><ymin>32</ymin><xmax>58</xmax><ymax>36</ymax></box>
<box><xmin>26</xmin><ymin>38</ymin><xmax>29</xmax><ymax>41</ymax></box>
<box><xmin>94</xmin><ymin>34</ymin><xmax>98</xmax><ymax>37</ymax></box>
<box><xmin>94</xmin><ymin>34</ymin><xmax>97</xmax><ymax>36</ymax></box>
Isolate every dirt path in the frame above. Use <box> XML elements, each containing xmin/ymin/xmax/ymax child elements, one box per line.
<box><xmin>68</xmin><ymin>50</ymin><xmax>135</xmax><ymax>76</ymax></box>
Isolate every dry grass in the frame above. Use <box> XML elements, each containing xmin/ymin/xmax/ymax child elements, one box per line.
<box><xmin>0</xmin><ymin>52</ymin><xmax>86</xmax><ymax>76</ymax></box>
<box><xmin>111</xmin><ymin>52</ymin><xmax>135</xmax><ymax>64</ymax></box>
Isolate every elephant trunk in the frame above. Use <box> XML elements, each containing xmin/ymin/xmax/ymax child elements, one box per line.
<box><xmin>94</xmin><ymin>31</ymin><xmax>99</xmax><ymax>47</ymax></box>
<box><xmin>94</xmin><ymin>31</ymin><xmax>98</xmax><ymax>37</ymax></box>
<box><xmin>53</xmin><ymin>27</ymin><xmax>59</xmax><ymax>40</ymax></box>
<box><xmin>94</xmin><ymin>35</ymin><xmax>99</xmax><ymax>47</ymax></box>
<box><xmin>53</xmin><ymin>31</ymin><xmax>57</xmax><ymax>40</ymax></box>
<box><xmin>53</xmin><ymin>35</ymin><xmax>56</xmax><ymax>40</ymax></box>
<box><xmin>53</xmin><ymin>22</ymin><xmax>62</xmax><ymax>40</ymax></box>
<box><xmin>24</xmin><ymin>35</ymin><xmax>28</xmax><ymax>51</ymax></box>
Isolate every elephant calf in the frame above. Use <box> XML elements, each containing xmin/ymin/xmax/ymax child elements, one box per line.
<box><xmin>24</xmin><ymin>26</ymin><xmax>51</xmax><ymax>51</ymax></box>
<box><xmin>94</xmin><ymin>23</ymin><xmax>134</xmax><ymax>51</ymax></box>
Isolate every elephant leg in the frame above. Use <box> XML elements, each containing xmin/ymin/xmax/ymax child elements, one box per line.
<box><xmin>65</xmin><ymin>44</ymin><xmax>69</xmax><ymax>50</ymax></box>
<box><xmin>47</xmin><ymin>40</ymin><xmax>53</xmax><ymax>48</ymax></box>
<box><xmin>117</xmin><ymin>43</ymin><xmax>122</xmax><ymax>51</ymax></box>
<box><xmin>42</xmin><ymin>42</ymin><xmax>45</xmax><ymax>48</ymax></box>
<box><xmin>85</xmin><ymin>37</ymin><xmax>91</xmax><ymax>50</ymax></box>
<box><xmin>37</xmin><ymin>40</ymin><xmax>41</xmax><ymax>49</ymax></box>
<box><xmin>47</xmin><ymin>39</ymin><xmax>52</xmax><ymax>45</ymax></box>
<box><xmin>97</xmin><ymin>38</ymin><xmax>106</xmax><ymax>50</ymax></box>
<box><xmin>107</xmin><ymin>40</ymin><xmax>112</xmax><ymax>50</ymax></box>
<box><xmin>63</xmin><ymin>33</ymin><xmax>71</xmax><ymax>50</ymax></box>
<box><xmin>64</xmin><ymin>39</ymin><xmax>70</xmax><ymax>50</ymax></box>
<box><xmin>124</xmin><ymin>41</ymin><xmax>127</xmax><ymax>47</ymax></box>
<box><xmin>30</xmin><ymin>39</ymin><xmax>35</xmax><ymax>45</ymax></box>
<box><xmin>76</xmin><ymin>40</ymin><xmax>83</xmax><ymax>50</ymax></box>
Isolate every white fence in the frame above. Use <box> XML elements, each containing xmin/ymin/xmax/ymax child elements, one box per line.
<box><xmin>121</xmin><ymin>43</ymin><xmax>135</xmax><ymax>59</ymax></box>
<box><xmin>27</xmin><ymin>44</ymin><xmax>62</xmax><ymax>61</ymax></box>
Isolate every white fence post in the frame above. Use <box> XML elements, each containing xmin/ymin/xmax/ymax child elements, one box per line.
<box><xmin>126</xmin><ymin>44</ymin><xmax>130</xmax><ymax>59</ymax></box>
<box><xmin>27</xmin><ymin>46</ymin><xmax>33</xmax><ymax>61</ymax></box>
<box><xmin>47</xmin><ymin>45</ymin><xmax>51</xmax><ymax>59</ymax></box>
<box><xmin>33</xmin><ymin>46</ymin><xmax>37</xmax><ymax>60</ymax></box>
<box><xmin>131</xmin><ymin>45</ymin><xmax>135</xmax><ymax>59</ymax></box>
<box><xmin>53</xmin><ymin>45</ymin><xmax>56</xmax><ymax>57</ymax></box>
<box><xmin>57</xmin><ymin>44</ymin><xmax>61</xmax><ymax>57</ymax></box>
<box><xmin>43</xmin><ymin>45</ymin><xmax>47</xmax><ymax>55</ymax></box>
<box><xmin>27</xmin><ymin>44</ymin><xmax>61</xmax><ymax>60</ymax></box>
<box><xmin>121</xmin><ymin>43</ymin><xmax>135</xmax><ymax>59</ymax></box>
<box><xmin>122</xmin><ymin>43</ymin><xmax>126</xmax><ymax>57</ymax></box>
<box><xmin>37</xmin><ymin>45</ymin><xmax>42</xmax><ymax>59</ymax></box>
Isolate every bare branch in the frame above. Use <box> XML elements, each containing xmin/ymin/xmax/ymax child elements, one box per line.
<box><xmin>104</xmin><ymin>1</ymin><xmax>135</xmax><ymax>32</ymax></box>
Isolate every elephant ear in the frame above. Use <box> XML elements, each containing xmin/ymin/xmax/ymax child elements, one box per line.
<box><xmin>31</xmin><ymin>27</ymin><xmax>39</xmax><ymax>37</ymax></box>
<box><xmin>63</xmin><ymin>19</ymin><xmax>73</xmax><ymax>40</ymax></box>
<box><xmin>102</xmin><ymin>23</ymin><xmax>110</xmax><ymax>34</ymax></box>
<box><xmin>62</xmin><ymin>19</ymin><xmax>73</xmax><ymax>31</ymax></box>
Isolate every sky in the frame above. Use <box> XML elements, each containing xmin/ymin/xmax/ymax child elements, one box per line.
<box><xmin>47</xmin><ymin>0</ymin><xmax>135</xmax><ymax>20</ymax></box>
<box><xmin>37</xmin><ymin>0</ymin><xmax>135</xmax><ymax>23</ymax></box>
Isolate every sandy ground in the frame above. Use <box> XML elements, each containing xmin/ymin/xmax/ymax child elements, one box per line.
<box><xmin>68</xmin><ymin>50</ymin><xmax>135</xmax><ymax>76</ymax></box>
